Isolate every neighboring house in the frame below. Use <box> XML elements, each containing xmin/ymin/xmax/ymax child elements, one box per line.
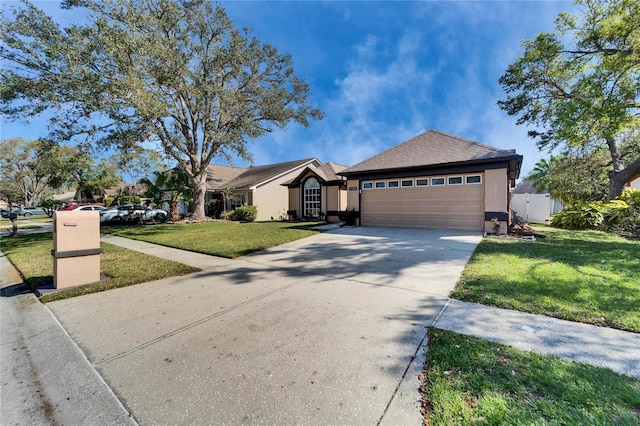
<box><xmin>511</xmin><ymin>180</ymin><xmax>563</xmax><ymax>223</ymax></box>
<box><xmin>103</xmin><ymin>183</ymin><xmax>147</xmax><ymax>200</ymax></box>
<box><xmin>282</xmin><ymin>162</ymin><xmax>348</xmax><ymax>221</ymax></box>
<box><xmin>338</xmin><ymin>130</ymin><xmax>522</xmax><ymax>233</ymax></box>
<box><xmin>206</xmin><ymin>158</ymin><xmax>321</xmax><ymax>221</ymax></box>
<box><xmin>626</xmin><ymin>173</ymin><xmax>640</xmax><ymax>191</ymax></box>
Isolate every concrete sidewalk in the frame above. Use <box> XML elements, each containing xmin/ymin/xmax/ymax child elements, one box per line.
<box><xmin>100</xmin><ymin>233</ymin><xmax>233</xmax><ymax>270</ymax></box>
<box><xmin>1</xmin><ymin>252</ymin><xmax>135</xmax><ymax>425</ymax></box>
<box><xmin>433</xmin><ymin>299</ymin><xmax>640</xmax><ymax>379</ymax></box>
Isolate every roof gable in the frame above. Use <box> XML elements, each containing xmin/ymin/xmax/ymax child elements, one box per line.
<box><xmin>282</xmin><ymin>161</ymin><xmax>349</xmax><ymax>186</ymax></box>
<box><xmin>341</xmin><ymin>130</ymin><xmax>520</xmax><ymax>175</ymax></box>
<box><xmin>215</xmin><ymin>158</ymin><xmax>319</xmax><ymax>190</ymax></box>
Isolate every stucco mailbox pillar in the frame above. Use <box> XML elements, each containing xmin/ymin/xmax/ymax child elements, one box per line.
<box><xmin>52</xmin><ymin>211</ymin><xmax>102</xmax><ymax>289</ymax></box>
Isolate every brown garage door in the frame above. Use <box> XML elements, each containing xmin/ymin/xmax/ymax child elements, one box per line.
<box><xmin>360</xmin><ymin>181</ymin><xmax>484</xmax><ymax>231</ymax></box>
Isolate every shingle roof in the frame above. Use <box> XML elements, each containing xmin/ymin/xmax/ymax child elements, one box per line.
<box><xmin>512</xmin><ymin>179</ymin><xmax>544</xmax><ymax>194</ymax></box>
<box><xmin>281</xmin><ymin>161</ymin><xmax>349</xmax><ymax>186</ymax></box>
<box><xmin>208</xmin><ymin>158</ymin><xmax>318</xmax><ymax>191</ymax></box>
<box><xmin>341</xmin><ymin>130</ymin><xmax>520</xmax><ymax>175</ymax></box>
<box><xmin>206</xmin><ymin>165</ymin><xmax>247</xmax><ymax>190</ymax></box>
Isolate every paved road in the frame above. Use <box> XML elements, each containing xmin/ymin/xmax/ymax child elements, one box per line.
<box><xmin>47</xmin><ymin>227</ymin><xmax>481</xmax><ymax>425</ymax></box>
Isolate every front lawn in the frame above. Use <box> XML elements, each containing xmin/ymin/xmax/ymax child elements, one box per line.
<box><xmin>423</xmin><ymin>328</ymin><xmax>640</xmax><ymax>425</ymax></box>
<box><xmin>0</xmin><ymin>233</ymin><xmax>199</xmax><ymax>302</ymax></box>
<box><xmin>451</xmin><ymin>224</ymin><xmax>640</xmax><ymax>332</ymax></box>
<box><xmin>101</xmin><ymin>220</ymin><xmax>322</xmax><ymax>258</ymax></box>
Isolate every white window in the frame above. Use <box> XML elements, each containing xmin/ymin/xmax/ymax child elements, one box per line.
<box><xmin>388</xmin><ymin>180</ymin><xmax>399</xmax><ymax>188</ymax></box>
<box><xmin>448</xmin><ymin>176</ymin><xmax>463</xmax><ymax>185</ymax></box>
<box><xmin>466</xmin><ymin>175</ymin><xmax>482</xmax><ymax>184</ymax></box>
<box><xmin>431</xmin><ymin>177</ymin><xmax>445</xmax><ymax>186</ymax></box>
<box><xmin>231</xmin><ymin>193</ymin><xmax>246</xmax><ymax>209</ymax></box>
<box><xmin>375</xmin><ymin>181</ymin><xmax>386</xmax><ymax>189</ymax></box>
<box><xmin>304</xmin><ymin>177</ymin><xmax>321</xmax><ymax>217</ymax></box>
<box><xmin>363</xmin><ymin>182</ymin><xmax>373</xmax><ymax>190</ymax></box>
<box><xmin>401</xmin><ymin>179</ymin><xmax>413</xmax><ymax>187</ymax></box>
<box><xmin>416</xmin><ymin>179</ymin><xmax>428</xmax><ymax>187</ymax></box>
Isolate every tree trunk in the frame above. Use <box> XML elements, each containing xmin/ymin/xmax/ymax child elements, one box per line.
<box><xmin>608</xmin><ymin>155</ymin><xmax>640</xmax><ymax>198</ymax></box>
<box><xmin>170</xmin><ymin>200</ymin><xmax>180</xmax><ymax>222</ymax></box>
<box><xmin>191</xmin><ymin>172</ymin><xmax>208</xmax><ymax>221</ymax></box>
<box><xmin>605</xmin><ymin>136</ymin><xmax>640</xmax><ymax>199</ymax></box>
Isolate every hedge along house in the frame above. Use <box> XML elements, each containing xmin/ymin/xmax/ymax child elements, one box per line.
<box><xmin>205</xmin><ymin>158</ymin><xmax>320</xmax><ymax>221</ymax></box>
<box><xmin>338</xmin><ymin>130</ymin><xmax>523</xmax><ymax>233</ymax></box>
<box><xmin>282</xmin><ymin>162</ymin><xmax>349</xmax><ymax>221</ymax></box>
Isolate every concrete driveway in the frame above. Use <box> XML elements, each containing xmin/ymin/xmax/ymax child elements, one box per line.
<box><xmin>48</xmin><ymin>227</ymin><xmax>481</xmax><ymax>425</ymax></box>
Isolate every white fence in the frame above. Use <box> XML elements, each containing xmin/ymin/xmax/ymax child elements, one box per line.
<box><xmin>511</xmin><ymin>193</ymin><xmax>563</xmax><ymax>223</ymax></box>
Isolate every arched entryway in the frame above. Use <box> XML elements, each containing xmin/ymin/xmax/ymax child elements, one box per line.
<box><xmin>303</xmin><ymin>177</ymin><xmax>321</xmax><ymax>218</ymax></box>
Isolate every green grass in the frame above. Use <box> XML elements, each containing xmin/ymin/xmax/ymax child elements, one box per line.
<box><xmin>452</xmin><ymin>224</ymin><xmax>640</xmax><ymax>332</ymax></box>
<box><xmin>423</xmin><ymin>328</ymin><xmax>640</xmax><ymax>425</ymax></box>
<box><xmin>0</xmin><ymin>216</ymin><xmax>52</xmax><ymax>228</ymax></box>
<box><xmin>101</xmin><ymin>220</ymin><xmax>322</xmax><ymax>258</ymax></box>
<box><xmin>0</xmin><ymin>233</ymin><xmax>199</xmax><ymax>302</ymax></box>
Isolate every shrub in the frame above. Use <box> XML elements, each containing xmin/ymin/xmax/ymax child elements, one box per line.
<box><xmin>207</xmin><ymin>198</ymin><xmax>224</xmax><ymax>218</ymax></box>
<box><xmin>232</xmin><ymin>204</ymin><xmax>257</xmax><ymax>222</ymax></box>
<box><xmin>550</xmin><ymin>189</ymin><xmax>640</xmax><ymax>233</ymax></box>
<box><xmin>550</xmin><ymin>202</ymin><xmax>604</xmax><ymax>229</ymax></box>
<box><xmin>604</xmin><ymin>189</ymin><xmax>640</xmax><ymax>233</ymax></box>
<box><xmin>340</xmin><ymin>208</ymin><xmax>359</xmax><ymax>226</ymax></box>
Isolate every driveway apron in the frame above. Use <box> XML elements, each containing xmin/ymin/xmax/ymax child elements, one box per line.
<box><xmin>47</xmin><ymin>227</ymin><xmax>481</xmax><ymax>425</ymax></box>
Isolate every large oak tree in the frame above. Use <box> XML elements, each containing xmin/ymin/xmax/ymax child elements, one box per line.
<box><xmin>499</xmin><ymin>0</ymin><xmax>640</xmax><ymax>198</ymax></box>
<box><xmin>1</xmin><ymin>0</ymin><xmax>322</xmax><ymax>219</ymax></box>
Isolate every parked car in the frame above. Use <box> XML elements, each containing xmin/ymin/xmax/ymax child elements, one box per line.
<box><xmin>61</xmin><ymin>203</ymin><xmax>103</xmax><ymax>211</ymax></box>
<box><xmin>18</xmin><ymin>206</ymin><xmax>47</xmax><ymax>217</ymax></box>
<box><xmin>100</xmin><ymin>205</ymin><xmax>167</xmax><ymax>223</ymax></box>
<box><xmin>69</xmin><ymin>205</ymin><xmax>106</xmax><ymax>212</ymax></box>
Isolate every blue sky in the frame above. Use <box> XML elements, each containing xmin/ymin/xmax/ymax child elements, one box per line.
<box><xmin>1</xmin><ymin>1</ymin><xmax>576</xmax><ymax>180</ymax></box>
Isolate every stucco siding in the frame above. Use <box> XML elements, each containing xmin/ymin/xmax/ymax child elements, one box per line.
<box><xmin>483</xmin><ymin>168</ymin><xmax>509</xmax><ymax>233</ymax></box>
<box><xmin>253</xmin><ymin>177</ymin><xmax>296</xmax><ymax>221</ymax></box>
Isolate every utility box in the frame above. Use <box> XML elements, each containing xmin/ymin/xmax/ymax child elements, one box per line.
<box><xmin>52</xmin><ymin>211</ymin><xmax>102</xmax><ymax>289</ymax></box>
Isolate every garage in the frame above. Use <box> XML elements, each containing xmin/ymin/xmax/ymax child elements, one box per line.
<box><xmin>359</xmin><ymin>175</ymin><xmax>485</xmax><ymax>230</ymax></box>
<box><xmin>339</xmin><ymin>130</ymin><xmax>522</xmax><ymax>233</ymax></box>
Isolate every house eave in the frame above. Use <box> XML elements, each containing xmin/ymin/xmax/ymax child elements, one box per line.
<box><xmin>339</xmin><ymin>155</ymin><xmax>523</xmax><ymax>182</ymax></box>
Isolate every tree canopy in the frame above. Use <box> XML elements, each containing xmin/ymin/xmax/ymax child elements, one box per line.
<box><xmin>1</xmin><ymin>0</ymin><xmax>323</xmax><ymax>219</ymax></box>
<box><xmin>0</xmin><ymin>138</ymin><xmax>65</xmax><ymax>205</ymax></box>
<box><xmin>499</xmin><ymin>0</ymin><xmax>640</xmax><ymax>198</ymax></box>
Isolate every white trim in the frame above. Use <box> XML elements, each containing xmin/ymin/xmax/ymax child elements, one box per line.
<box><xmin>415</xmin><ymin>178</ymin><xmax>429</xmax><ymax>187</ymax></box>
<box><xmin>375</xmin><ymin>181</ymin><xmax>386</xmax><ymax>189</ymax></box>
<box><xmin>387</xmin><ymin>180</ymin><xmax>399</xmax><ymax>188</ymax></box>
<box><xmin>401</xmin><ymin>179</ymin><xmax>414</xmax><ymax>188</ymax></box>
<box><xmin>363</xmin><ymin>182</ymin><xmax>373</xmax><ymax>190</ymax></box>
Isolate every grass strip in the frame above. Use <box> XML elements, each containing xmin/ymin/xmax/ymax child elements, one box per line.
<box><xmin>452</xmin><ymin>224</ymin><xmax>640</xmax><ymax>332</ymax></box>
<box><xmin>423</xmin><ymin>328</ymin><xmax>640</xmax><ymax>425</ymax></box>
<box><xmin>101</xmin><ymin>220</ymin><xmax>322</xmax><ymax>258</ymax></box>
<box><xmin>0</xmin><ymin>233</ymin><xmax>199</xmax><ymax>302</ymax></box>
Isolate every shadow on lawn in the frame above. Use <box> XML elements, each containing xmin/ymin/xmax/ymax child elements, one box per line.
<box><xmin>455</xmin><ymin>234</ymin><xmax>639</xmax><ymax>331</ymax></box>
